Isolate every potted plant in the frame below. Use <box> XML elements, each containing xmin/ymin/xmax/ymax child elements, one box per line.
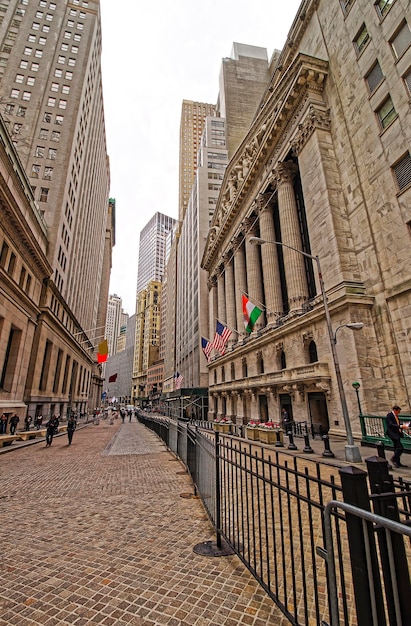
<box><xmin>213</xmin><ymin>416</ymin><xmax>232</xmax><ymax>433</ymax></box>
<box><xmin>246</xmin><ymin>419</ymin><xmax>260</xmax><ymax>441</ymax></box>
<box><xmin>258</xmin><ymin>421</ymin><xmax>283</xmax><ymax>444</ymax></box>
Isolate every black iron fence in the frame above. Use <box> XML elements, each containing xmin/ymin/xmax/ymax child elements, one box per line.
<box><xmin>137</xmin><ymin>412</ymin><xmax>411</xmax><ymax>626</ymax></box>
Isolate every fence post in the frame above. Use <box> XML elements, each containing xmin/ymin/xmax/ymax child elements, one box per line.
<box><xmin>340</xmin><ymin>466</ymin><xmax>386</xmax><ymax>626</ymax></box>
<box><xmin>366</xmin><ymin>456</ymin><xmax>411</xmax><ymax>626</ymax></box>
<box><xmin>215</xmin><ymin>430</ymin><xmax>222</xmax><ymax>550</ymax></box>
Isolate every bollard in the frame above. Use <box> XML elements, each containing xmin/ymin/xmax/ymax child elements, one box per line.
<box><xmin>288</xmin><ymin>431</ymin><xmax>297</xmax><ymax>450</ymax></box>
<box><xmin>275</xmin><ymin>429</ymin><xmax>284</xmax><ymax>447</ymax></box>
<box><xmin>303</xmin><ymin>434</ymin><xmax>314</xmax><ymax>453</ymax></box>
<box><xmin>376</xmin><ymin>440</ymin><xmax>386</xmax><ymax>459</ymax></box>
<box><xmin>322</xmin><ymin>434</ymin><xmax>335</xmax><ymax>458</ymax></box>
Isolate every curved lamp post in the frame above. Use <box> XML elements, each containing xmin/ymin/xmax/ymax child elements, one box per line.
<box><xmin>352</xmin><ymin>381</ymin><xmax>362</xmax><ymax>416</ymax></box>
<box><xmin>249</xmin><ymin>236</ymin><xmax>363</xmax><ymax>463</ymax></box>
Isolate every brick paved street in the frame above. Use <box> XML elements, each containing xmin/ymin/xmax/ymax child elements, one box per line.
<box><xmin>0</xmin><ymin>419</ymin><xmax>288</xmax><ymax>626</ymax></box>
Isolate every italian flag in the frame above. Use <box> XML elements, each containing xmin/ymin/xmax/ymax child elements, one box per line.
<box><xmin>242</xmin><ymin>295</ymin><xmax>262</xmax><ymax>334</ymax></box>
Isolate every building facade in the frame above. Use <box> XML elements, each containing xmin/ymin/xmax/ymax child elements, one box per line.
<box><xmin>105</xmin><ymin>294</ymin><xmax>124</xmax><ymax>356</ymax></box>
<box><xmin>104</xmin><ymin>313</ymin><xmax>136</xmax><ymax>407</ymax></box>
<box><xmin>176</xmin><ymin>117</ymin><xmax>228</xmax><ymax>389</ymax></box>
<box><xmin>0</xmin><ymin>0</ymin><xmax>111</xmax><ymax>419</ymax></box>
<box><xmin>135</xmin><ymin>212</ymin><xmax>176</xmax><ymax>294</ymax></box>
<box><xmin>132</xmin><ymin>281</ymin><xmax>161</xmax><ymax>405</ymax></box>
<box><xmin>178</xmin><ymin>100</ymin><xmax>216</xmax><ymax>221</ymax></box>
<box><xmin>201</xmin><ymin>0</ymin><xmax>411</xmax><ymax>436</ymax></box>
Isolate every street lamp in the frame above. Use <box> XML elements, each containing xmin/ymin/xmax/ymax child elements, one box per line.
<box><xmin>249</xmin><ymin>236</ymin><xmax>363</xmax><ymax>463</ymax></box>
<box><xmin>352</xmin><ymin>381</ymin><xmax>362</xmax><ymax>416</ymax></box>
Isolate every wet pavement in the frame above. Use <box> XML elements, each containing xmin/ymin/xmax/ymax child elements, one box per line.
<box><xmin>0</xmin><ymin>419</ymin><xmax>289</xmax><ymax>626</ymax></box>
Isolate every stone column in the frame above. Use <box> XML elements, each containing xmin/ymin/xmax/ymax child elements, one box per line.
<box><xmin>208</xmin><ymin>276</ymin><xmax>218</xmax><ymax>341</ymax></box>
<box><xmin>233</xmin><ymin>236</ymin><xmax>247</xmax><ymax>335</ymax></box>
<box><xmin>276</xmin><ymin>161</ymin><xmax>309</xmax><ymax>312</ymax></box>
<box><xmin>224</xmin><ymin>253</ymin><xmax>236</xmax><ymax>344</ymax></box>
<box><xmin>244</xmin><ymin>218</ymin><xmax>265</xmax><ymax>330</ymax></box>
<box><xmin>256</xmin><ymin>194</ymin><xmax>283</xmax><ymax>321</ymax></box>
<box><xmin>249</xmin><ymin>390</ymin><xmax>259</xmax><ymax>422</ymax></box>
<box><xmin>217</xmin><ymin>265</ymin><xmax>226</xmax><ymax>331</ymax></box>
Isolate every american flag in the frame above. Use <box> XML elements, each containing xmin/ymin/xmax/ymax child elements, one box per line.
<box><xmin>173</xmin><ymin>371</ymin><xmax>184</xmax><ymax>389</ymax></box>
<box><xmin>201</xmin><ymin>337</ymin><xmax>213</xmax><ymax>362</ymax></box>
<box><xmin>212</xmin><ymin>321</ymin><xmax>232</xmax><ymax>356</ymax></box>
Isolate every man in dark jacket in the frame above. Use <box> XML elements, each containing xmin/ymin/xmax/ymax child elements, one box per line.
<box><xmin>386</xmin><ymin>405</ymin><xmax>406</xmax><ymax>468</ymax></box>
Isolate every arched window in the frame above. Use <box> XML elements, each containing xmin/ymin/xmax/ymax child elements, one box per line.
<box><xmin>280</xmin><ymin>350</ymin><xmax>286</xmax><ymax>370</ymax></box>
<box><xmin>308</xmin><ymin>340</ymin><xmax>318</xmax><ymax>363</ymax></box>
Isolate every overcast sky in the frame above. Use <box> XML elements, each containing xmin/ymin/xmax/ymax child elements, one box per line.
<box><xmin>100</xmin><ymin>0</ymin><xmax>302</xmax><ymax>315</ymax></box>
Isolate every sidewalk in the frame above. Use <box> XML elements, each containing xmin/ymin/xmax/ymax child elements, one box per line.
<box><xmin>274</xmin><ymin>430</ymin><xmax>411</xmax><ymax>481</ymax></box>
<box><xmin>0</xmin><ymin>418</ymin><xmax>288</xmax><ymax>626</ymax></box>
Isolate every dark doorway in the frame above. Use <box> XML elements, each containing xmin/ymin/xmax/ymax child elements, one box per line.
<box><xmin>279</xmin><ymin>393</ymin><xmax>292</xmax><ymax>423</ymax></box>
<box><xmin>308</xmin><ymin>392</ymin><xmax>329</xmax><ymax>434</ymax></box>
<box><xmin>258</xmin><ymin>395</ymin><xmax>268</xmax><ymax>423</ymax></box>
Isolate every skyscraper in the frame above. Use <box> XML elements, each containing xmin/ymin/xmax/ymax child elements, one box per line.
<box><xmin>178</xmin><ymin>100</ymin><xmax>216</xmax><ymax>221</ymax></box>
<box><xmin>132</xmin><ymin>212</ymin><xmax>176</xmax><ymax>405</ymax></box>
<box><xmin>136</xmin><ymin>212</ymin><xmax>176</xmax><ymax>294</ymax></box>
<box><xmin>0</xmin><ymin>0</ymin><xmax>110</xmax><ymax>334</ymax></box>
<box><xmin>0</xmin><ymin>0</ymin><xmax>111</xmax><ymax>418</ymax></box>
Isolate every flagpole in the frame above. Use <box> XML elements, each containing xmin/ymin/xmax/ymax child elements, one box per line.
<box><xmin>215</xmin><ymin>318</ymin><xmax>242</xmax><ymax>337</ymax></box>
<box><xmin>241</xmin><ymin>291</ymin><xmax>281</xmax><ymax>320</ymax></box>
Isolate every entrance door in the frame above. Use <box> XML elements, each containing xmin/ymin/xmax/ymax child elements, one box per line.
<box><xmin>258</xmin><ymin>395</ymin><xmax>268</xmax><ymax>423</ymax></box>
<box><xmin>308</xmin><ymin>392</ymin><xmax>329</xmax><ymax>434</ymax></box>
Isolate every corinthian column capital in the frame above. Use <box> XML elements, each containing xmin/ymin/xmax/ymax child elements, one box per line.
<box><xmin>275</xmin><ymin>160</ymin><xmax>298</xmax><ymax>186</ymax></box>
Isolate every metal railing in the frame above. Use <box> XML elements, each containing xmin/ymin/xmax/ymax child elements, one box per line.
<box><xmin>137</xmin><ymin>412</ymin><xmax>411</xmax><ymax>626</ymax></box>
<box><xmin>360</xmin><ymin>413</ymin><xmax>411</xmax><ymax>450</ymax></box>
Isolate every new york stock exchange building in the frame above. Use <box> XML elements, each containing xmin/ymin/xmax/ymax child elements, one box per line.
<box><xmin>201</xmin><ymin>0</ymin><xmax>411</xmax><ymax>437</ymax></box>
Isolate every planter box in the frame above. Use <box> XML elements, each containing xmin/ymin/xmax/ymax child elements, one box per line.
<box><xmin>258</xmin><ymin>428</ymin><xmax>283</xmax><ymax>444</ymax></box>
<box><xmin>246</xmin><ymin>426</ymin><xmax>259</xmax><ymax>441</ymax></box>
<box><xmin>213</xmin><ymin>423</ymin><xmax>232</xmax><ymax>434</ymax></box>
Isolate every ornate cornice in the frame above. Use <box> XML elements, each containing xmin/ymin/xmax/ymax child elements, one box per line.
<box><xmin>292</xmin><ymin>105</ymin><xmax>331</xmax><ymax>155</ymax></box>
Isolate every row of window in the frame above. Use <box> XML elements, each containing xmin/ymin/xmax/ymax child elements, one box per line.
<box><xmin>213</xmin><ymin>341</ymin><xmax>318</xmax><ymax>384</ymax></box>
<box><xmin>341</xmin><ymin>0</ymin><xmax>395</xmax><ymax>19</ymax></box>
<box><xmin>0</xmin><ymin>240</ymin><xmax>32</xmax><ymax>296</ymax></box>
<box><xmin>344</xmin><ymin>3</ymin><xmax>411</xmax><ymax>189</ymax></box>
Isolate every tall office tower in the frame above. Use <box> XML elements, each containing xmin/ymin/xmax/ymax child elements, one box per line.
<box><xmin>178</xmin><ymin>100</ymin><xmax>216</xmax><ymax>221</ymax></box>
<box><xmin>217</xmin><ymin>43</ymin><xmax>269</xmax><ymax>158</ymax></box>
<box><xmin>132</xmin><ymin>281</ymin><xmax>161</xmax><ymax>404</ymax></box>
<box><xmin>105</xmin><ymin>313</ymin><xmax>136</xmax><ymax>405</ymax></box>
<box><xmin>132</xmin><ymin>213</ymin><xmax>176</xmax><ymax>404</ymax></box>
<box><xmin>105</xmin><ymin>294</ymin><xmax>123</xmax><ymax>356</ymax></box>
<box><xmin>161</xmin><ymin>227</ymin><xmax>179</xmax><ymax>393</ymax></box>
<box><xmin>0</xmin><ymin>0</ymin><xmax>110</xmax><ymax>335</ymax></box>
<box><xmin>136</xmin><ymin>212</ymin><xmax>176</xmax><ymax>293</ymax></box>
<box><xmin>175</xmin><ymin>117</ymin><xmax>228</xmax><ymax>390</ymax></box>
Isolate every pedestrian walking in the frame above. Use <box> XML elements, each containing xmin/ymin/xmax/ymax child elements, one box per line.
<box><xmin>386</xmin><ymin>405</ymin><xmax>407</xmax><ymax>468</ymax></box>
<box><xmin>0</xmin><ymin>413</ymin><xmax>8</xmax><ymax>434</ymax></box>
<box><xmin>45</xmin><ymin>415</ymin><xmax>58</xmax><ymax>447</ymax></box>
<box><xmin>9</xmin><ymin>414</ymin><xmax>20</xmax><ymax>435</ymax></box>
<box><xmin>24</xmin><ymin>415</ymin><xmax>32</xmax><ymax>431</ymax></box>
<box><xmin>35</xmin><ymin>415</ymin><xmax>43</xmax><ymax>430</ymax></box>
<box><xmin>67</xmin><ymin>415</ymin><xmax>76</xmax><ymax>445</ymax></box>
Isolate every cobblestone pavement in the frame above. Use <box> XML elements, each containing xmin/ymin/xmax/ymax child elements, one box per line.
<box><xmin>0</xmin><ymin>419</ymin><xmax>288</xmax><ymax>626</ymax></box>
